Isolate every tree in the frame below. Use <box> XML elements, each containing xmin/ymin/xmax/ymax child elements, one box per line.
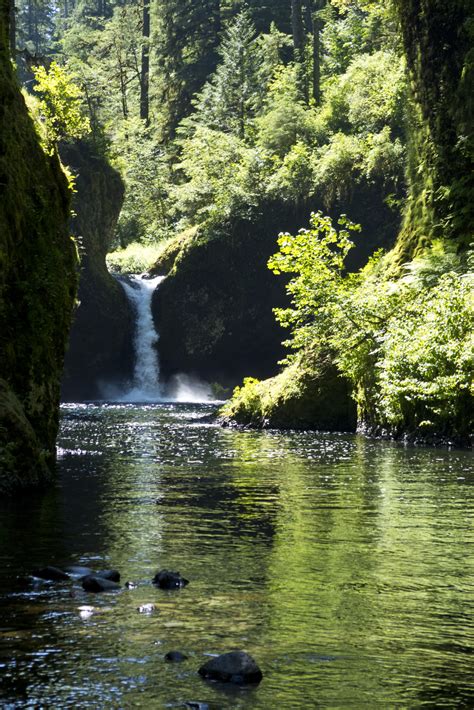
<box><xmin>33</xmin><ymin>61</ymin><xmax>90</xmax><ymax>146</ymax></box>
<box><xmin>189</xmin><ymin>11</ymin><xmax>264</xmax><ymax>138</ymax></box>
<box><xmin>140</xmin><ymin>0</ymin><xmax>149</xmax><ymax>123</ymax></box>
<box><xmin>155</xmin><ymin>0</ymin><xmax>221</xmax><ymax>138</ymax></box>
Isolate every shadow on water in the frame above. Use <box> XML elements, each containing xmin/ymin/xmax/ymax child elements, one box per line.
<box><xmin>0</xmin><ymin>403</ymin><xmax>473</xmax><ymax>708</ymax></box>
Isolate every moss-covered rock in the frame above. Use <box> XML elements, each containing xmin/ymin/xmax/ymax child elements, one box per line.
<box><xmin>219</xmin><ymin>354</ymin><xmax>357</xmax><ymax>432</ymax></box>
<box><xmin>0</xmin><ymin>4</ymin><xmax>77</xmax><ymax>491</ymax></box>
<box><xmin>60</xmin><ymin>141</ymin><xmax>134</xmax><ymax>401</ymax></box>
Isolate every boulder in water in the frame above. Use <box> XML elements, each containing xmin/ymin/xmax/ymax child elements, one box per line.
<box><xmin>32</xmin><ymin>566</ymin><xmax>69</xmax><ymax>582</ymax></box>
<box><xmin>165</xmin><ymin>651</ymin><xmax>188</xmax><ymax>663</ymax></box>
<box><xmin>81</xmin><ymin>575</ymin><xmax>121</xmax><ymax>593</ymax></box>
<box><xmin>97</xmin><ymin>569</ymin><xmax>120</xmax><ymax>583</ymax></box>
<box><xmin>64</xmin><ymin>566</ymin><xmax>95</xmax><ymax>578</ymax></box>
<box><xmin>137</xmin><ymin>603</ymin><xmax>156</xmax><ymax>614</ymax></box>
<box><xmin>152</xmin><ymin>569</ymin><xmax>189</xmax><ymax>589</ymax></box>
<box><xmin>198</xmin><ymin>651</ymin><xmax>263</xmax><ymax>685</ymax></box>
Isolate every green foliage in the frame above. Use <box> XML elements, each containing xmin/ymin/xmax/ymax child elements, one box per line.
<box><xmin>378</xmin><ymin>269</ymin><xmax>473</xmax><ymax>436</ymax></box>
<box><xmin>267</xmin><ymin>211</ymin><xmax>474</xmax><ymax>442</ymax></box>
<box><xmin>268</xmin><ymin>211</ymin><xmax>361</xmax><ymax>357</ymax></box>
<box><xmin>189</xmin><ymin>11</ymin><xmax>266</xmax><ymax>138</ymax></box>
<box><xmin>33</xmin><ymin>62</ymin><xmax>90</xmax><ymax>147</ymax></box>
<box><xmin>111</xmin><ymin>118</ymin><xmax>172</xmax><ymax>246</ymax></box>
<box><xmin>106</xmin><ymin>242</ymin><xmax>164</xmax><ymax>274</ymax></box>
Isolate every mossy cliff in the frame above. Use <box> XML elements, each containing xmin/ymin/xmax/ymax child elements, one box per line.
<box><xmin>60</xmin><ymin>141</ymin><xmax>134</xmax><ymax>401</ymax></box>
<box><xmin>391</xmin><ymin>0</ymin><xmax>474</xmax><ymax>264</ymax></box>
<box><xmin>151</xmin><ymin>209</ymin><xmax>289</xmax><ymax>387</ymax></box>
<box><xmin>0</xmin><ymin>2</ymin><xmax>77</xmax><ymax>491</ymax></box>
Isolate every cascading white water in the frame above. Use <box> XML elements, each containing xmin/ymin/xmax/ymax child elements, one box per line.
<box><xmin>119</xmin><ymin>275</ymin><xmax>165</xmax><ymax>402</ymax></box>
<box><xmin>111</xmin><ymin>272</ymin><xmax>220</xmax><ymax>404</ymax></box>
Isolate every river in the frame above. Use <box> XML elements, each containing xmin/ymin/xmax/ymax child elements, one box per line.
<box><xmin>0</xmin><ymin>403</ymin><xmax>473</xmax><ymax>708</ymax></box>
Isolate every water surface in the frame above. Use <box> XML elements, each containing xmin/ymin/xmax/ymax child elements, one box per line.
<box><xmin>0</xmin><ymin>403</ymin><xmax>473</xmax><ymax>708</ymax></box>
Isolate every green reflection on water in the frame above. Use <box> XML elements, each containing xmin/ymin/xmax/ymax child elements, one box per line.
<box><xmin>0</xmin><ymin>404</ymin><xmax>473</xmax><ymax>708</ymax></box>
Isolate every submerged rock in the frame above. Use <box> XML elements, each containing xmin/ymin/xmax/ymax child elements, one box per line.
<box><xmin>152</xmin><ymin>569</ymin><xmax>189</xmax><ymax>589</ymax></box>
<box><xmin>64</xmin><ymin>566</ymin><xmax>94</xmax><ymax>578</ymax></box>
<box><xmin>165</xmin><ymin>651</ymin><xmax>188</xmax><ymax>663</ymax></box>
<box><xmin>32</xmin><ymin>566</ymin><xmax>70</xmax><ymax>582</ymax></box>
<box><xmin>185</xmin><ymin>703</ymin><xmax>209</xmax><ymax>710</ymax></box>
<box><xmin>198</xmin><ymin>651</ymin><xmax>263</xmax><ymax>685</ymax></box>
<box><xmin>137</xmin><ymin>604</ymin><xmax>156</xmax><ymax>614</ymax></box>
<box><xmin>81</xmin><ymin>575</ymin><xmax>121</xmax><ymax>593</ymax></box>
<box><xmin>97</xmin><ymin>569</ymin><xmax>121</xmax><ymax>583</ymax></box>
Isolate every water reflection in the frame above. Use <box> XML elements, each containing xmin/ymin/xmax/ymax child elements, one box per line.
<box><xmin>0</xmin><ymin>403</ymin><xmax>473</xmax><ymax>708</ymax></box>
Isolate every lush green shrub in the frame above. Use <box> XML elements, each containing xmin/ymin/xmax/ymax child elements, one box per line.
<box><xmin>264</xmin><ymin>211</ymin><xmax>473</xmax><ymax>441</ymax></box>
<box><xmin>106</xmin><ymin>242</ymin><xmax>165</xmax><ymax>274</ymax></box>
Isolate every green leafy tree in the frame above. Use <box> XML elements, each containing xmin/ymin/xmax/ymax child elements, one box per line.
<box><xmin>33</xmin><ymin>61</ymin><xmax>90</xmax><ymax>146</ymax></box>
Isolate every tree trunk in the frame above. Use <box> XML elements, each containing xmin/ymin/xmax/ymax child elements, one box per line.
<box><xmin>310</xmin><ymin>0</ymin><xmax>325</xmax><ymax>105</ymax></box>
<box><xmin>291</xmin><ymin>0</ymin><xmax>307</xmax><ymax>101</ymax></box>
<box><xmin>140</xmin><ymin>0</ymin><xmax>150</xmax><ymax>124</ymax></box>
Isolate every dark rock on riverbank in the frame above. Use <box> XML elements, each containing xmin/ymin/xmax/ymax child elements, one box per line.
<box><xmin>198</xmin><ymin>651</ymin><xmax>263</xmax><ymax>685</ymax></box>
<box><xmin>97</xmin><ymin>569</ymin><xmax>120</xmax><ymax>582</ymax></box>
<box><xmin>64</xmin><ymin>566</ymin><xmax>94</xmax><ymax>577</ymax></box>
<box><xmin>153</xmin><ymin>569</ymin><xmax>189</xmax><ymax>589</ymax></box>
<box><xmin>60</xmin><ymin>141</ymin><xmax>134</xmax><ymax>401</ymax></box>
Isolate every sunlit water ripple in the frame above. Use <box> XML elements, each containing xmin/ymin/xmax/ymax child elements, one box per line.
<box><xmin>0</xmin><ymin>403</ymin><xmax>473</xmax><ymax>708</ymax></box>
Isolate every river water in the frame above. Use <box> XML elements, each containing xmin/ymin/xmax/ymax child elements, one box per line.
<box><xmin>0</xmin><ymin>403</ymin><xmax>473</xmax><ymax>708</ymax></box>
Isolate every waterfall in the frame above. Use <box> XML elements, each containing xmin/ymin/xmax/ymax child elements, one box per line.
<box><xmin>119</xmin><ymin>275</ymin><xmax>165</xmax><ymax>402</ymax></box>
<box><xmin>111</xmin><ymin>272</ymin><xmax>219</xmax><ymax>404</ymax></box>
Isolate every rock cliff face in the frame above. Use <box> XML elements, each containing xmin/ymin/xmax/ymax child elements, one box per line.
<box><xmin>60</xmin><ymin>141</ymin><xmax>134</xmax><ymax>401</ymax></box>
<box><xmin>392</xmin><ymin>0</ymin><xmax>474</xmax><ymax>263</ymax></box>
<box><xmin>0</xmin><ymin>3</ymin><xmax>77</xmax><ymax>491</ymax></box>
<box><xmin>152</xmin><ymin>209</ymin><xmax>289</xmax><ymax>388</ymax></box>
<box><xmin>152</xmin><ymin>195</ymin><xmax>398</xmax><ymax>390</ymax></box>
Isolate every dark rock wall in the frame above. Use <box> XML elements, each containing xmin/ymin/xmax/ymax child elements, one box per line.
<box><xmin>152</xmin><ymin>208</ymin><xmax>290</xmax><ymax>388</ymax></box>
<box><xmin>60</xmin><ymin>141</ymin><xmax>134</xmax><ymax>401</ymax></box>
<box><xmin>152</xmin><ymin>192</ymin><xmax>399</xmax><ymax>389</ymax></box>
<box><xmin>0</xmin><ymin>1</ymin><xmax>77</xmax><ymax>491</ymax></box>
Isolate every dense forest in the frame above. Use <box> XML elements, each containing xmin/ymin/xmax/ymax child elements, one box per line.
<box><xmin>0</xmin><ymin>0</ymin><xmax>473</xmax><ymax>494</ymax></box>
